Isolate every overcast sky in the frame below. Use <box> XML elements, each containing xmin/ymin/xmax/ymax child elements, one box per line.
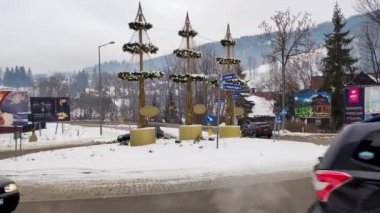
<box><xmin>0</xmin><ymin>0</ymin><xmax>358</xmax><ymax>74</ymax></box>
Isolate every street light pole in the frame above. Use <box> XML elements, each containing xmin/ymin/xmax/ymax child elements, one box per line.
<box><xmin>98</xmin><ymin>41</ymin><xmax>115</xmax><ymax>135</ymax></box>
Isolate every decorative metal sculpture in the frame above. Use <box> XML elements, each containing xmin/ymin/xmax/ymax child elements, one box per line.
<box><xmin>169</xmin><ymin>13</ymin><xmax>205</xmax><ymax>125</ymax></box>
<box><xmin>217</xmin><ymin>24</ymin><xmax>242</xmax><ymax>125</ymax></box>
<box><xmin>118</xmin><ymin>3</ymin><xmax>162</xmax><ymax>127</ymax></box>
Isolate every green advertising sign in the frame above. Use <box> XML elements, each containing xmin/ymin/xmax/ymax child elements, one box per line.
<box><xmin>294</xmin><ymin>92</ymin><xmax>331</xmax><ymax>118</ymax></box>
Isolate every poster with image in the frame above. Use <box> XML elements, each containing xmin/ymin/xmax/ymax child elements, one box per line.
<box><xmin>0</xmin><ymin>91</ymin><xmax>29</xmax><ymax>126</ymax></box>
<box><xmin>294</xmin><ymin>91</ymin><xmax>331</xmax><ymax>118</ymax></box>
<box><xmin>344</xmin><ymin>86</ymin><xmax>365</xmax><ymax>123</ymax></box>
<box><xmin>364</xmin><ymin>86</ymin><xmax>380</xmax><ymax>120</ymax></box>
<box><xmin>30</xmin><ymin>97</ymin><xmax>70</xmax><ymax>122</ymax></box>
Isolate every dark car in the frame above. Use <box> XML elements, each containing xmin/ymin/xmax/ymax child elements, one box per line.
<box><xmin>117</xmin><ymin>126</ymin><xmax>164</xmax><ymax>143</ymax></box>
<box><xmin>241</xmin><ymin>122</ymin><xmax>272</xmax><ymax>138</ymax></box>
<box><xmin>309</xmin><ymin>117</ymin><xmax>380</xmax><ymax>213</ymax></box>
<box><xmin>0</xmin><ymin>177</ymin><xmax>20</xmax><ymax>213</ymax></box>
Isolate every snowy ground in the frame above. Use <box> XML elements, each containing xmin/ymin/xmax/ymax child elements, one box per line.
<box><xmin>0</xmin><ymin>123</ymin><xmax>125</xmax><ymax>151</ymax></box>
<box><xmin>276</xmin><ymin>129</ymin><xmax>337</xmax><ymax>137</ymax></box>
<box><xmin>0</xmin><ymin>123</ymin><xmax>328</xmax><ymax>199</ymax></box>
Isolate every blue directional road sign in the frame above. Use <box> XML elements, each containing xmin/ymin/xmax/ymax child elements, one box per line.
<box><xmin>280</xmin><ymin>108</ymin><xmax>288</xmax><ymax>116</ymax></box>
<box><xmin>222</xmin><ymin>84</ymin><xmax>241</xmax><ymax>90</ymax></box>
<box><xmin>214</xmin><ymin>98</ymin><xmax>226</xmax><ymax>104</ymax></box>
<box><xmin>207</xmin><ymin>114</ymin><xmax>214</xmax><ymax>123</ymax></box>
<box><xmin>232</xmin><ymin>94</ymin><xmax>240</xmax><ymax>98</ymax></box>
<box><xmin>221</xmin><ymin>73</ymin><xmax>236</xmax><ymax>81</ymax></box>
<box><xmin>275</xmin><ymin>114</ymin><xmax>282</xmax><ymax>124</ymax></box>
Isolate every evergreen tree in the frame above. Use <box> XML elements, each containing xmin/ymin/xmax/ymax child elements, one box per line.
<box><xmin>19</xmin><ymin>66</ymin><xmax>27</xmax><ymax>86</ymax></box>
<box><xmin>163</xmin><ymin>86</ymin><xmax>180</xmax><ymax>124</ymax></box>
<box><xmin>322</xmin><ymin>3</ymin><xmax>357</xmax><ymax>129</ymax></box>
<box><xmin>3</xmin><ymin>67</ymin><xmax>11</xmax><ymax>87</ymax></box>
<box><xmin>9</xmin><ymin>67</ymin><xmax>15</xmax><ymax>87</ymax></box>
<box><xmin>27</xmin><ymin>68</ymin><xmax>33</xmax><ymax>86</ymax></box>
<box><xmin>14</xmin><ymin>66</ymin><xmax>20</xmax><ymax>88</ymax></box>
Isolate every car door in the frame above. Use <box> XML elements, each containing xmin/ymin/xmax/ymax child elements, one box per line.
<box><xmin>350</xmin><ymin>130</ymin><xmax>380</xmax><ymax>212</ymax></box>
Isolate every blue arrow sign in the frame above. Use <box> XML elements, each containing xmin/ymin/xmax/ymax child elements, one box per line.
<box><xmin>222</xmin><ymin>73</ymin><xmax>236</xmax><ymax>81</ymax></box>
<box><xmin>275</xmin><ymin>115</ymin><xmax>282</xmax><ymax>124</ymax></box>
<box><xmin>223</xmin><ymin>84</ymin><xmax>241</xmax><ymax>90</ymax></box>
<box><xmin>207</xmin><ymin>114</ymin><xmax>214</xmax><ymax>122</ymax></box>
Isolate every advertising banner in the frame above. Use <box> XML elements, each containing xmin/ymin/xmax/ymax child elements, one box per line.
<box><xmin>30</xmin><ymin>97</ymin><xmax>70</xmax><ymax>122</ymax></box>
<box><xmin>364</xmin><ymin>86</ymin><xmax>380</xmax><ymax>120</ymax></box>
<box><xmin>344</xmin><ymin>86</ymin><xmax>365</xmax><ymax>123</ymax></box>
<box><xmin>0</xmin><ymin>91</ymin><xmax>29</xmax><ymax>126</ymax></box>
<box><xmin>294</xmin><ymin>91</ymin><xmax>331</xmax><ymax>118</ymax></box>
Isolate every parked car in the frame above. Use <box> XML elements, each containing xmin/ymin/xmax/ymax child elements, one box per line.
<box><xmin>309</xmin><ymin>117</ymin><xmax>380</xmax><ymax>212</ymax></box>
<box><xmin>241</xmin><ymin>122</ymin><xmax>272</xmax><ymax>138</ymax></box>
<box><xmin>0</xmin><ymin>177</ymin><xmax>20</xmax><ymax>213</ymax></box>
<box><xmin>117</xmin><ymin>126</ymin><xmax>164</xmax><ymax>143</ymax></box>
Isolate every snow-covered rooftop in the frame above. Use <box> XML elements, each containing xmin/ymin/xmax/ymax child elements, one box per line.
<box><xmin>245</xmin><ymin>95</ymin><xmax>275</xmax><ymax>117</ymax></box>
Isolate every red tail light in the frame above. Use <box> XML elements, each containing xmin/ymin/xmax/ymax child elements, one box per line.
<box><xmin>313</xmin><ymin>170</ymin><xmax>351</xmax><ymax>202</ymax></box>
<box><xmin>255</xmin><ymin>127</ymin><xmax>262</xmax><ymax>132</ymax></box>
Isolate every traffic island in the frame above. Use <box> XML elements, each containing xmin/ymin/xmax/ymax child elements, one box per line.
<box><xmin>220</xmin><ymin>126</ymin><xmax>241</xmax><ymax>138</ymax></box>
<box><xmin>179</xmin><ymin>125</ymin><xmax>202</xmax><ymax>140</ymax></box>
<box><xmin>130</xmin><ymin>128</ymin><xmax>156</xmax><ymax>146</ymax></box>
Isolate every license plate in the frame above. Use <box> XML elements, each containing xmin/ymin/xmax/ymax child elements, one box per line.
<box><xmin>0</xmin><ymin>198</ymin><xmax>3</xmax><ymax>205</ymax></box>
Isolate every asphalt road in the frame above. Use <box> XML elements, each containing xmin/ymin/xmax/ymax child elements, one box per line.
<box><xmin>15</xmin><ymin>178</ymin><xmax>314</xmax><ymax>213</ymax></box>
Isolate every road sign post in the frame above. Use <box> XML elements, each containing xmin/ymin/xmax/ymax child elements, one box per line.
<box><xmin>274</xmin><ymin>114</ymin><xmax>282</xmax><ymax>142</ymax></box>
<box><xmin>216</xmin><ymin>74</ymin><xmax>221</xmax><ymax>149</ymax></box>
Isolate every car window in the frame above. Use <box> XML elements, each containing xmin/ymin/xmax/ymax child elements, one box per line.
<box><xmin>353</xmin><ymin>130</ymin><xmax>380</xmax><ymax>167</ymax></box>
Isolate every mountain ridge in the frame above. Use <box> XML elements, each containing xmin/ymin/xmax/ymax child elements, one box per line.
<box><xmin>83</xmin><ymin>13</ymin><xmax>366</xmax><ymax>74</ymax></box>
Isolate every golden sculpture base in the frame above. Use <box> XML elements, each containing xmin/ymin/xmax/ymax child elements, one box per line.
<box><xmin>29</xmin><ymin>134</ymin><xmax>38</xmax><ymax>142</ymax></box>
<box><xmin>220</xmin><ymin>126</ymin><xmax>241</xmax><ymax>138</ymax></box>
<box><xmin>179</xmin><ymin>125</ymin><xmax>202</xmax><ymax>140</ymax></box>
<box><xmin>130</xmin><ymin>128</ymin><xmax>156</xmax><ymax>146</ymax></box>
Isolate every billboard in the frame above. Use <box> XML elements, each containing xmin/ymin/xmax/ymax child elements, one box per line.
<box><xmin>0</xmin><ymin>91</ymin><xmax>29</xmax><ymax>126</ymax></box>
<box><xmin>30</xmin><ymin>97</ymin><xmax>70</xmax><ymax>122</ymax></box>
<box><xmin>344</xmin><ymin>86</ymin><xmax>365</xmax><ymax>123</ymax></box>
<box><xmin>364</xmin><ymin>86</ymin><xmax>380</xmax><ymax>120</ymax></box>
<box><xmin>294</xmin><ymin>91</ymin><xmax>331</xmax><ymax>118</ymax></box>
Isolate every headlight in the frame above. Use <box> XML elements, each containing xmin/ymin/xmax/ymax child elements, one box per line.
<box><xmin>4</xmin><ymin>183</ymin><xmax>17</xmax><ymax>193</ymax></box>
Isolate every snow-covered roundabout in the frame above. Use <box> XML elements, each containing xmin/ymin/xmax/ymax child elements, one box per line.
<box><xmin>0</xmin><ymin>124</ymin><xmax>327</xmax><ymax>200</ymax></box>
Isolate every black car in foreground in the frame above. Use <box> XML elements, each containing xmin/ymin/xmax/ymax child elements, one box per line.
<box><xmin>241</xmin><ymin>122</ymin><xmax>272</xmax><ymax>138</ymax></box>
<box><xmin>309</xmin><ymin>118</ymin><xmax>380</xmax><ymax>212</ymax></box>
<box><xmin>0</xmin><ymin>177</ymin><xmax>19</xmax><ymax>212</ymax></box>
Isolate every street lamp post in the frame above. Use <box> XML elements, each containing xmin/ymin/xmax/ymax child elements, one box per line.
<box><xmin>98</xmin><ymin>41</ymin><xmax>115</xmax><ymax>135</ymax></box>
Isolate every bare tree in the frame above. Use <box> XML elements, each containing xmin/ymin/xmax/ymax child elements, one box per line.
<box><xmin>36</xmin><ymin>73</ymin><xmax>69</xmax><ymax>97</ymax></box>
<box><xmin>50</xmin><ymin>73</ymin><xmax>69</xmax><ymax>96</ymax></box>
<box><xmin>356</xmin><ymin>0</ymin><xmax>380</xmax><ymax>25</ymax></box>
<box><xmin>196</xmin><ymin>47</ymin><xmax>218</xmax><ymax>124</ymax></box>
<box><xmin>357</xmin><ymin>22</ymin><xmax>380</xmax><ymax>82</ymax></box>
<box><xmin>286</xmin><ymin>49</ymin><xmax>324</xmax><ymax>89</ymax></box>
<box><xmin>260</xmin><ymin>9</ymin><xmax>314</xmax><ymax>129</ymax></box>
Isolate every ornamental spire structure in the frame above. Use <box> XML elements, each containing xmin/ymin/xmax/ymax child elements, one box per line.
<box><xmin>170</xmin><ymin>12</ymin><xmax>203</xmax><ymax>125</ymax></box>
<box><xmin>118</xmin><ymin>2</ymin><xmax>163</xmax><ymax>128</ymax></box>
<box><xmin>217</xmin><ymin>24</ymin><xmax>241</xmax><ymax>125</ymax></box>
